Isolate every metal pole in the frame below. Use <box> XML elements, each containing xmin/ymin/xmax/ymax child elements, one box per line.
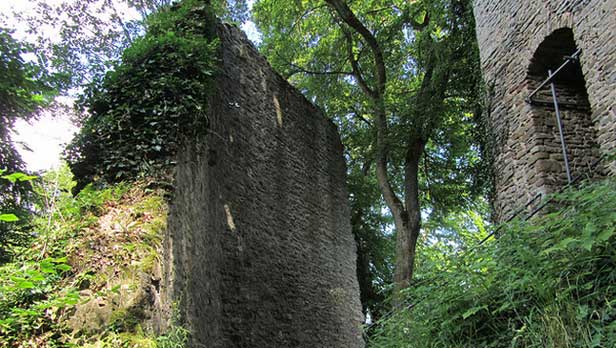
<box><xmin>526</xmin><ymin>48</ymin><xmax>581</xmax><ymax>103</ymax></box>
<box><xmin>548</xmin><ymin>69</ymin><xmax>573</xmax><ymax>184</ymax></box>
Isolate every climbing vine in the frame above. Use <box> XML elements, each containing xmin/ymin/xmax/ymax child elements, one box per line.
<box><xmin>65</xmin><ymin>0</ymin><xmax>218</xmax><ymax>191</ymax></box>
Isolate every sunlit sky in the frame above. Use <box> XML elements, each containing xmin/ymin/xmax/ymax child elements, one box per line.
<box><xmin>1</xmin><ymin>0</ymin><xmax>260</xmax><ymax>172</ymax></box>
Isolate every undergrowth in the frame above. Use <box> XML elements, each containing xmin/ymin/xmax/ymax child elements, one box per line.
<box><xmin>1</xmin><ymin>2</ymin><xmax>214</xmax><ymax>345</ymax></box>
<box><xmin>369</xmin><ymin>178</ymin><xmax>616</xmax><ymax>347</ymax></box>
<box><xmin>0</xmin><ymin>165</ymin><xmax>185</xmax><ymax>347</ymax></box>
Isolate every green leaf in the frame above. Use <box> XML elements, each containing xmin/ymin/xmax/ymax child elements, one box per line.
<box><xmin>30</xmin><ymin>274</ymin><xmax>45</xmax><ymax>282</ymax></box>
<box><xmin>0</xmin><ymin>214</ymin><xmax>19</xmax><ymax>222</ymax></box>
<box><xmin>52</xmin><ymin>256</ymin><xmax>68</xmax><ymax>263</ymax></box>
<box><xmin>55</xmin><ymin>264</ymin><xmax>72</xmax><ymax>272</ymax></box>
<box><xmin>557</xmin><ymin>237</ymin><xmax>578</xmax><ymax>249</ymax></box>
<box><xmin>40</xmin><ymin>260</ymin><xmax>57</xmax><ymax>274</ymax></box>
<box><xmin>17</xmin><ymin>281</ymin><xmax>35</xmax><ymax>289</ymax></box>
<box><xmin>582</xmin><ymin>222</ymin><xmax>597</xmax><ymax>243</ymax></box>
<box><xmin>596</xmin><ymin>228</ymin><xmax>615</xmax><ymax>242</ymax></box>
<box><xmin>62</xmin><ymin>295</ymin><xmax>80</xmax><ymax>306</ymax></box>
<box><xmin>462</xmin><ymin>305</ymin><xmax>487</xmax><ymax>319</ymax></box>
<box><xmin>31</xmin><ymin>94</ymin><xmax>45</xmax><ymax>103</ymax></box>
<box><xmin>2</xmin><ymin>172</ymin><xmax>38</xmax><ymax>183</ymax></box>
<box><xmin>581</xmin><ymin>238</ymin><xmax>594</xmax><ymax>251</ymax></box>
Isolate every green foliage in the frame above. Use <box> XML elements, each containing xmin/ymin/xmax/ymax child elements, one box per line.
<box><xmin>0</xmin><ymin>166</ymin><xmax>95</xmax><ymax>346</ymax></box>
<box><xmin>348</xmin><ymin>162</ymin><xmax>395</xmax><ymax>317</ymax></box>
<box><xmin>0</xmin><ymin>27</ymin><xmax>56</xmax><ymax>177</ymax></box>
<box><xmin>9</xmin><ymin>0</ymin><xmax>246</xmax><ymax>91</ymax></box>
<box><xmin>0</xmin><ymin>257</ymin><xmax>78</xmax><ymax>342</ymax></box>
<box><xmin>0</xmin><ymin>28</ymin><xmax>55</xmax><ymax>260</ymax></box>
<box><xmin>65</xmin><ymin>0</ymin><xmax>218</xmax><ymax>191</ymax></box>
<box><xmin>8</xmin><ymin>0</ymin><xmax>172</xmax><ymax>90</ymax></box>
<box><xmin>0</xmin><ymin>28</ymin><xmax>55</xmax><ymax>120</ymax></box>
<box><xmin>156</xmin><ymin>324</ymin><xmax>190</xmax><ymax>348</ymax></box>
<box><xmin>0</xmin><ymin>165</ymin><xmax>179</xmax><ymax>347</ymax></box>
<box><xmin>0</xmin><ymin>171</ymin><xmax>38</xmax><ymax>262</ymax></box>
<box><xmin>369</xmin><ymin>178</ymin><xmax>616</xmax><ymax>347</ymax></box>
<box><xmin>0</xmin><ymin>214</ymin><xmax>18</xmax><ymax>223</ymax></box>
<box><xmin>1</xmin><ymin>172</ymin><xmax>38</xmax><ymax>184</ymax></box>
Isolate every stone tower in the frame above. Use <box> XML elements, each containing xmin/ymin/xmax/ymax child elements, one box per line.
<box><xmin>473</xmin><ymin>0</ymin><xmax>616</xmax><ymax>221</ymax></box>
<box><xmin>163</xmin><ymin>23</ymin><xmax>365</xmax><ymax>347</ymax></box>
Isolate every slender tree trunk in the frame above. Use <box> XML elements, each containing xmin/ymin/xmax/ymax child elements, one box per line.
<box><xmin>395</xmin><ymin>139</ymin><xmax>424</xmax><ymax>290</ymax></box>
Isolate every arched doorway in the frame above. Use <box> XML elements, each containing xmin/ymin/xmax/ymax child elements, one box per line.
<box><xmin>525</xmin><ymin>28</ymin><xmax>600</xmax><ymax>191</ymax></box>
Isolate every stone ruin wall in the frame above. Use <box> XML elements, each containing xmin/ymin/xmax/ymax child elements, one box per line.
<box><xmin>474</xmin><ymin>0</ymin><xmax>616</xmax><ymax>221</ymax></box>
<box><xmin>162</xmin><ymin>23</ymin><xmax>365</xmax><ymax>347</ymax></box>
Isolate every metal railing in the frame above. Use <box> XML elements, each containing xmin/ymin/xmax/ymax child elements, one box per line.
<box><xmin>365</xmin><ymin>48</ymin><xmax>605</xmax><ymax>333</ymax></box>
<box><xmin>525</xmin><ymin>48</ymin><xmax>582</xmax><ymax>104</ymax></box>
<box><xmin>525</xmin><ymin>48</ymin><xmax>582</xmax><ymax>183</ymax></box>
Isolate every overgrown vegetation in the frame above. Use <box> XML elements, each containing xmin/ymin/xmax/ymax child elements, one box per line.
<box><xmin>65</xmin><ymin>0</ymin><xmax>218</xmax><ymax>192</ymax></box>
<box><xmin>0</xmin><ymin>165</ymin><xmax>184</xmax><ymax>347</ymax></box>
<box><xmin>369</xmin><ymin>178</ymin><xmax>616</xmax><ymax>347</ymax></box>
<box><xmin>0</xmin><ymin>170</ymin><xmax>38</xmax><ymax>261</ymax></box>
<box><xmin>1</xmin><ymin>2</ymin><xmax>221</xmax><ymax>346</ymax></box>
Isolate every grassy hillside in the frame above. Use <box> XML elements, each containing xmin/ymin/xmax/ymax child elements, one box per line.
<box><xmin>0</xmin><ymin>166</ymin><xmax>185</xmax><ymax>348</ymax></box>
<box><xmin>369</xmin><ymin>178</ymin><xmax>616</xmax><ymax>348</ymax></box>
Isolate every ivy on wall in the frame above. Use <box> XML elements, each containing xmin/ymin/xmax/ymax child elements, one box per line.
<box><xmin>65</xmin><ymin>0</ymin><xmax>218</xmax><ymax>192</ymax></box>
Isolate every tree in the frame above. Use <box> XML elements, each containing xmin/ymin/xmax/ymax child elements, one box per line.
<box><xmin>0</xmin><ymin>28</ymin><xmax>55</xmax><ymax>260</ymax></box>
<box><xmin>10</xmin><ymin>0</ymin><xmax>171</xmax><ymax>91</ymax></box>
<box><xmin>11</xmin><ymin>0</ymin><xmax>248</xmax><ymax>93</ymax></box>
<box><xmin>253</xmin><ymin>0</ymin><xmax>483</xmax><ymax>295</ymax></box>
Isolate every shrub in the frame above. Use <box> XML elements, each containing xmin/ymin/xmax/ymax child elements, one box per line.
<box><xmin>369</xmin><ymin>178</ymin><xmax>616</xmax><ymax>348</ymax></box>
<box><xmin>65</xmin><ymin>0</ymin><xmax>218</xmax><ymax>192</ymax></box>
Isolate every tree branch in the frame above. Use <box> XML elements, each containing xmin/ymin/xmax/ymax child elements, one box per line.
<box><xmin>349</xmin><ymin>107</ymin><xmax>373</xmax><ymax>127</ymax></box>
<box><xmin>325</xmin><ymin>0</ymin><xmax>386</xmax><ymax>96</ymax></box>
<box><xmin>288</xmin><ymin>62</ymin><xmax>353</xmax><ymax>78</ymax></box>
<box><xmin>326</xmin><ymin>0</ymin><xmax>405</xmax><ymax>224</ymax></box>
<box><xmin>110</xmin><ymin>2</ymin><xmax>134</xmax><ymax>45</ymax></box>
<box><xmin>339</xmin><ymin>27</ymin><xmax>376</xmax><ymax>99</ymax></box>
<box><xmin>290</xmin><ymin>4</ymin><xmax>329</xmax><ymax>34</ymax></box>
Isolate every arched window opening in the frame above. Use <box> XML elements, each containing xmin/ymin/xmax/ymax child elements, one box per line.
<box><xmin>525</xmin><ymin>28</ymin><xmax>599</xmax><ymax>189</ymax></box>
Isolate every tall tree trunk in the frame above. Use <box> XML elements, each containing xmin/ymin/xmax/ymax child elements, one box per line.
<box><xmin>326</xmin><ymin>0</ymin><xmax>431</xmax><ymax>298</ymax></box>
<box><xmin>395</xmin><ymin>138</ymin><xmax>424</xmax><ymax>291</ymax></box>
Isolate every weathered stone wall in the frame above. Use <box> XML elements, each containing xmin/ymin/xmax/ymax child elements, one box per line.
<box><xmin>474</xmin><ymin>0</ymin><xmax>616</xmax><ymax>221</ymax></box>
<box><xmin>163</xmin><ymin>23</ymin><xmax>364</xmax><ymax>347</ymax></box>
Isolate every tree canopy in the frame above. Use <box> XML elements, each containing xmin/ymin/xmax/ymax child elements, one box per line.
<box><xmin>10</xmin><ymin>0</ymin><xmax>248</xmax><ymax>93</ymax></box>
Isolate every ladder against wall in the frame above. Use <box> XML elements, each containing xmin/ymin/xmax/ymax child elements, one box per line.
<box><xmin>472</xmin><ymin>0</ymin><xmax>615</xmax><ymax>223</ymax></box>
<box><xmin>524</xmin><ymin>27</ymin><xmax>601</xmax><ymax>195</ymax></box>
